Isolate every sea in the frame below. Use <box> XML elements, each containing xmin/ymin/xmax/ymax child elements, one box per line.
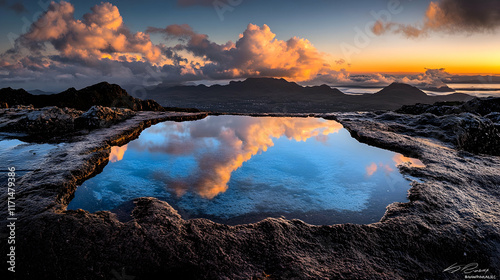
<box><xmin>337</xmin><ymin>83</ymin><xmax>500</xmax><ymax>98</ymax></box>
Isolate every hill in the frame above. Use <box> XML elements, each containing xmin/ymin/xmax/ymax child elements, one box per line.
<box><xmin>142</xmin><ymin>79</ymin><xmax>473</xmax><ymax>113</ymax></box>
<box><xmin>0</xmin><ymin>82</ymin><xmax>164</xmax><ymax>111</ymax></box>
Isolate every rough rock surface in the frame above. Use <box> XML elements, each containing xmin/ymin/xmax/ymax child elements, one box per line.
<box><xmin>397</xmin><ymin>97</ymin><xmax>500</xmax><ymax>116</ymax></box>
<box><xmin>394</xmin><ymin>98</ymin><xmax>500</xmax><ymax>156</ymax></box>
<box><xmin>0</xmin><ymin>111</ymin><xmax>498</xmax><ymax>280</ymax></box>
<box><xmin>0</xmin><ymin>106</ymin><xmax>138</xmax><ymax>140</ymax></box>
<box><xmin>74</xmin><ymin>105</ymin><xmax>135</xmax><ymax>129</ymax></box>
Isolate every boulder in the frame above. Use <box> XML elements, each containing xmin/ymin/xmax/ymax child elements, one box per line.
<box><xmin>75</xmin><ymin>105</ymin><xmax>135</xmax><ymax>129</ymax></box>
<box><xmin>18</xmin><ymin>106</ymin><xmax>83</xmax><ymax>134</ymax></box>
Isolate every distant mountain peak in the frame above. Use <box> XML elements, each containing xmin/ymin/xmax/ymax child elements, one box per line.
<box><xmin>375</xmin><ymin>82</ymin><xmax>427</xmax><ymax>98</ymax></box>
<box><xmin>229</xmin><ymin>77</ymin><xmax>301</xmax><ymax>89</ymax></box>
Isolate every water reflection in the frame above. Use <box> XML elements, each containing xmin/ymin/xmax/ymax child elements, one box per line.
<box><xmin>109</xmin><ymin>145</ymin><xmax>128</xmax><ymax>163</ymax></box>
<box><xmin>68</xmin><ymin>116</ymin><xmax>425</xmax><ymax>225</ymax></box>
<box><xmin>111</xmin><ymin>117</ymin><xmax>343</xmax><ymax>198</ymax></box>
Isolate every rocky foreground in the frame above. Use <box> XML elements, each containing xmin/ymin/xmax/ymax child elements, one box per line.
<box><xmin>1</xmin><ymin>99</ymin><xmax>499</xmax><ymax>279</ymax></box>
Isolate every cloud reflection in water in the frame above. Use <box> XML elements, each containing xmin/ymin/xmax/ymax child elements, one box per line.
<box><xmin>124</xmin><ymin>116</ymin><xmax>343</xmax><ymax>198</ymax></box>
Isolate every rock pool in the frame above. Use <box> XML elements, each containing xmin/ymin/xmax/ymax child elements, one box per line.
<box><xmin>68</xmin><ymin>115</ymin><xmax>424</xmax><ymax>225</ymax></box>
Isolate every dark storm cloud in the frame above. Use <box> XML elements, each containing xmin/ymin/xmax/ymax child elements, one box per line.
<box><xmin>0</xmin><ymin>0</ymin><xmax>27</xmax><ymax>14</ymax></box>
<box><xmin>373</xmin><ymin>0</ymin><xmax>500</xmax><ymax>38</ymax></box>
<box><xmin>177</xmin><ymin>0</ymin><xmax>215</xmax><ymax>7</ymax></box>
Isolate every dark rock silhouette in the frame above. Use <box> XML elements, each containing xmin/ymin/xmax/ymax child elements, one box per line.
<box><xmin>74</xmin><ymin>105</ymin><xmax>136</xmax><ymax>129</ymax></box>
<box><xmin>144</xmin><ymin>79</ymin><xmax>472</xmax><ymax>113</ymax></box>
<box><xmin>0</xmin><ymin>82</ymin><xmax>165</xmax><ymax>111</ymax></box>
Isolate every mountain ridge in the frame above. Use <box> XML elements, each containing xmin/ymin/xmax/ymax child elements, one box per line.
<box><xmin>142</xmin><ymin>78</ymin><xmax>473</xmax><ymax>113</ymax></box>
<box><xmin>0</xmin><ymin>82</ymin><xmax>165</xmax><ymax>111</ymax></box>
<box><xmin>1</xmin><ymin>78</ymin><xmax>473</xmax><ymax>113</ymax></box>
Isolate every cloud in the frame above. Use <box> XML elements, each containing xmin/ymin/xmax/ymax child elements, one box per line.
<box><xmin>366</xmin><ymin>163</ymin><xmax>378</xmax><ymax>176</ymax></box>
<box><xmin>319</xmin><ymin>68</ymin><xmax>453</xmax><ymax>88</ymax></box>
<box><xmin>1</xmin><ymin>2</ymin><xmax>346</xmax><ymax>90</ymax></box>
<box><xmin>149</xmin><ymin>23</ymin><xmax>335</xmax><ymax>81</ymax></box>
<box><xmin>1</xmin><ymin>2</ymin><xmax>464</xmax><ymax>91</ymax></box>
<box><xmin>129</xmin><ymin>117</ymin><xmax>343</xmax><ymax>198</ymax></box>
<box><xmin>13</xmin><ymin>1</ymin><xmax>162</xmax><ymax>62</ymax></box>
<box><xmin>109</xmin><ymin>144</ymin><xmax>128</xmax><ymax>162</ymax></box>
<box><xmin>177</xmin><ymin>0</ymin><xmax>214</xmax><ymax>7</ymax></box>
<box><xmin>0</xmin><ymin>0</ymin><xmax>27</xmax><ymax>14</ymax></box>
<box><xmin>393</xmin><ymin>154</ymin><xmax>425</xmax><ymax>168</ymax></box>
<box><xmin>373</xmin><ymin>0</ymin><xmax>500</xmax><ymax>38</ymax></box>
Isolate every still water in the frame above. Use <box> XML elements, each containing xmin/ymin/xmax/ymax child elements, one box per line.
<box><xmin>0</xmin><ymin>139</ymin><xmax>60</xmax><ymax>182</ymax></box>
<box><xmin>68</xmin><ymin>116</ymin><xmax>424</xmax><ymax>225</ymax></box>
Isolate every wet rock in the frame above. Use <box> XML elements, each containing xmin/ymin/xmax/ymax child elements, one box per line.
<box><xmin>485</xmin><ymin>112</ymin><xmax>500</xmax><ymax>124</ymax></box>
<box><xmin>461</xmin><ymin>97</ymin><xmax>500</xmax><ymax>116</ymax></box>
<box><xmin>18</xmin><ymin>106</ymin><xmax>83</xmax><ymax>134</ymax></box>
<box><xmin>397</xmin><ymin>97</ymin><xmax>500</xmax><ymax>116</ymax></box>
<box><xmin>0</xmin><ymin>111</ymin><xmax>498</xmax><ymax>280</ymax></box>
<box><xmin>75</xmin><ymin>105</ymin><xmax>135</xmax><ymax>129</ymax></box>
<box><xmin>395</xmin><ymin>97</ymin><xmax>500</xmax><ymax>156</ymax></box>
<box><xmin>1</xmin><ymin>105</ymin><xmax>139</xmax><ymax>138</ymax></box>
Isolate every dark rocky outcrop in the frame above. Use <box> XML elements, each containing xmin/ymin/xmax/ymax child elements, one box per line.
<box><xmin>0</xmin><ymin>111</ymin><xmax>498</xmax><ymax>280</ymax></box>
<box><xmin>397</xmin><ymin>97</ymin><xmax>500</xmax><ymax>116</ymax></box>
<box><xmin>74</xmin><ymin>105</ymin><xmax>135</xmax><ymax>129</ymax></box>
<box><xmin>0</xmin><ymin>82</ymin><xmax>165</xmax><ymax>111</ymax></box>
<box><xmin>394</xmin><ymin>97</ymin><xmax>500</xmax><ymax>156</ymax></box>
<box><xmin>0</xmin><ymin>105</ymin><xmax>137</xmax><ymax>139</ymax></box>
<box><xmin>17</xmin><ymin>106</ymin><xmax>84</xmax><ymax>134</ymax></box>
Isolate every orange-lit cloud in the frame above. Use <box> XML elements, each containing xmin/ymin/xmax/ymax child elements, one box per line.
<box><xmin>366</xmin><ymin>163</ymin><xmax>378</xmax><ymax>176</ymax></box>
<box><xmin>132</xmin><ymin>117</ymin><xmax>343</xmax><ymax>198</ymax></box>
<box><xmin>148</xmin><ymin>23</ymin><xmax>337</xmax><ymax>81</ymax></box>
<box><xmin>109</xmin><ymin>144</ymin><xmax>128</xmax><ymax>163</ymax></box>
<box><xmin>392</xmin><ymin>154</ymin><xmax>425</xmax><ymax>168</ymax></box>
<box><xmin>366</xmin><ymin>162</ymin><xmax>394</xmax><ymax>177</ymax></box>
<box><xmin>373</xmin><ymin>0</ymin><xmax>500</xmax><ymax>38</ymax></box>
<box><xmin>18</xmin><ymin>1</ymin><xmax>162</xmax><ymax>63</ymax></box>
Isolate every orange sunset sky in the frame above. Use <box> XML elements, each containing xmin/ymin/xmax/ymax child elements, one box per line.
<box><xmin>0</xmin><ymin>0</ymin><xmax>499</xmax><ymax>90</ymax></box>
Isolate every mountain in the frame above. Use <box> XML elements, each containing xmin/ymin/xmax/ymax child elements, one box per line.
<box><xmin>361</xmin><ymin>83</ymin><xmax>470</xmax><ymax>110</ymax></box>
<box><xmin>28</xmin><ymin>89</ymin><xmax>56</xmax><ymax>95</ymax></box>
<box><xmin>143</xmin><ymin>79</ymin><xmax>473</xmax><ymax>113</ymax></box>
<box><xmin>0</xmin><ymin>82</ymin><xmax>164</xmax><ymax>111</ymax></box>
<box><xmin>1</xmin><ymin>79</ymin><xmax>474</xmax><ymax>113</ymax></box>
<box><xmin>419</xmin><ymin>85</ymin><xmax>455</xmax><ymax>92</ymax></box>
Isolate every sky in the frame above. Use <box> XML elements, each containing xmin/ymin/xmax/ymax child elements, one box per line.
<box><xmin>0</xmin><ymin>0</ymin><xmax>499</xmax><ymax>91</ymax></box>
